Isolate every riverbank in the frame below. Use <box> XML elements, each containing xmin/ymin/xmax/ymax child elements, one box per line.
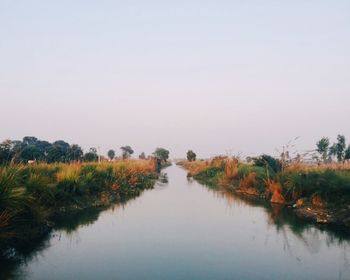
<box><xmin>0</xmin><ymin>160</ymin><xmax>161</xmax><ymax>259</ymax></box>
<box><xmin>179</xmin><ymin>158</ymin><xmax>350</xmax><ymax>231</ymax></box>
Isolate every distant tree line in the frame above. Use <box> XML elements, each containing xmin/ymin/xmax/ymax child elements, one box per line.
<box><xmin>0</xmin><ymin>136</ymin><xmax>171</xmax><ymax>165</ymax></box>
<box><xmin>106</xmin><ymin>147</ymin><xmax>170</xmax><ymax>162</ymax></box>
<box><xmin>316</xmin><ymin>134</ymin><xmax>350</xmax><ymax>163</ymax></box>
<box><xmin>0</xmin><ymin>137</ymin><xmax>97</xmax><ymax>164</ymax></box>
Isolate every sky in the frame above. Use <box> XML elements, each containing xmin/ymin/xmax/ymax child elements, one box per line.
<box><xmin>0</xmin><ymin>0</ymin><xmax>349</xmax><ymax>158</ymax></box>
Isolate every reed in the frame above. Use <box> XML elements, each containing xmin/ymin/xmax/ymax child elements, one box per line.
<box><xmin>0</xmin><ymin>159</ymin><xmax>159</xmax><ymax>253</ymax></box>
<box><xmin>183</xmin><ymin>158</ymin><xmax>350</xmax><ymax>205</ymax></box>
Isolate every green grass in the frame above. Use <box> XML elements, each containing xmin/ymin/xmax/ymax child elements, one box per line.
<box><xmin>0</xmin><ymin>160</ymin><xmax>159</xmax><ymax>255</ymax></box>
<box><xmin>185</xmin><ymin>159</ymin><xmax>350</xmax><ymax>204</ymax></box>
<box><xmin>279</xmin><ymin>169</ymin><xmax>350</xmax><ymax>202</ymax></box>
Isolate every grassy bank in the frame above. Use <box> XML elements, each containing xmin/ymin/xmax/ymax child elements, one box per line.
<box><xmin>180</xmin><ymin>158</ymin><xmax>350</xmax><ymax>229</ymax></box>
<box><xmin>0</xmin><ymin>160</ymin><xmax>160</xmax><ymax>257</ymax></box>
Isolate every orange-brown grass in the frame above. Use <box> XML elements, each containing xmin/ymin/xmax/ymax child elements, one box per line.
<box><xmin>185</xmin><ymin>158</ymin><xmax>226</xmax><ymax>176</ymax></box>
<box><xmin>266</xmin><ymin>180</ymin><xmax>285</xmax><ymax>204</ymax></box>
<box><xmin>224</xmin><ymin>158</ymin><xmax>239</xmax><ymax>179</ymax></box>
<box><xmin>286</xmin><ymin>162</ymin><xmax>350</xmax><ymax>172</ymax></box>
<box><xmin>237</xmin><ymin>172</ymin><xmax>259</xmax><ymax>195</ymax></box>
<box><xmin>239</xmin><ymin>173</ymin><xmax>257</xmax><ymax>190</ymax></box>
<box><xmin>184</xmin><ymin>160</ymin><xmax>211</xmax><ymax>176</ymax></box>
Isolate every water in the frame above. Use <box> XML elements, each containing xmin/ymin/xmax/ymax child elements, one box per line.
<box><xmin>4</xmin><ymin>165</ymin><xmax>350</xmax><ymax>279</ymax></box>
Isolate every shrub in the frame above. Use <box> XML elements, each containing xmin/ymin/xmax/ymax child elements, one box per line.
<box><xmin>253</xmin><ymin>154</ymin><xmax>282</xmax><ymax>173</ymax></box>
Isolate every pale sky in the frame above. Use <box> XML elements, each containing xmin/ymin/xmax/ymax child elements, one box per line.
<box><xmin>1</xmin><ymin>0</ymin><xmax>349</xmax><ymax>158</ymax></box>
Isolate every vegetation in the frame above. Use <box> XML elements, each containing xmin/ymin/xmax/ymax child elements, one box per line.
<box><xmin>153</xmin><ymin>148</ymin><xmax>170</xmax><ymax>162</ymax></box>
<box><xmin>139</xmin><ymin>152</ymin><xmax>146</xmax><ymax>160</ymax></box>
<box><xmin>315</xmin><ymin>134</ymin><xmax>350</xmax><ymax>163</ymax></box>
<box><xmin>120</xmin><ymin>146</ymin><xmax>134</xmax><ymax>159</ymax></box>
<box><xmin>186</xmin><ymin>150</ymin><xmax>196</xmax><ymax>162</ymax></box>
<box><xmin>0</xmin><ymin>159</ymin><xmax>160</xmax><ymax>257</ymax></box>
<box><xmin>182</xmin><ymin>157</ymin><xmax>350</xmax><ymax>224</ymax></box>
<box><xmin>107</xmin><ymin>149</ymin><xmax>115</xmax><ymax>160</ymax></box>
<box><xmin>180</xmin><ymin>136</ymin><xmax>350</xmax><ymax>229</ymax></box>
<box><xmin>316</xmin><ymin>137</ymin><xmax>330</xmax><ymax>163</ymax></box>
<box><xmin>83</xmin><ymin>147</ymin><xmax>99</xmax><ymax>162</ymax></box>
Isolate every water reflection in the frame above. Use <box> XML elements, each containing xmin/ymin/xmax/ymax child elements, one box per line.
<box><xmin>0</xmin><ymin>173</ymin><xmax>169</xmax><ymax>280</ymax></box>
<box><xmin>194</xmin><ymin>177</ymin><xmax>350</xmax><ymax>278</ymax></box>
<box><xmin>1</xmin><ymin>166</ymin><xmax>350</xmax><ymax>280</ymax></box>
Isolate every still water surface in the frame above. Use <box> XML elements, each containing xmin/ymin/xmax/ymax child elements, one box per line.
<box><xmin>11</xmin><ymin>165</ymin><xmax>350</xmax><ymax>279</ymax></box>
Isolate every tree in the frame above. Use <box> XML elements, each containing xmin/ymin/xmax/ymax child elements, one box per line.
<box><xmin>316</xmin><ymin>137</ymin><xmax>330</xmax><ymax>163</ymax></box>
<box><xmin>139</xmin><ymin>152</ymin><xmax>146</xmax><ymax>159</ymax></box>
<box><xmin>187</xmin><ymin>150</ymin><xmax>196</xmax><ymax>161</ymax></box>
<box><xmin>0</xmin><ymin>140</ymin><xmax>14</xmax><ymax>164</ymax></box>
<box><xmin>22</xmin><ymin>136</ymin><xmax>38</xmax><ymax>146</ymax></box>
<box><xmin>107</xmin><ymin>149</ymin><xmax>115</xmax><ymax>161</ymax></box>
<box><xmin>47</xmin><ymin>140</ymin><xmax>70</xmax><ymax>163</ymax></box>
<box><xmin>345</xmin><ymin>145</ymin><xmax>350</xmax><ymax>162</ymax></box>
<box><xmin>329</xmin><ymin>143</ymin><xmax>337</xmax><ymax>160</ymax></box>
<box><xmin>84</xmin><ymin>147</ymin><xmax>98</xmax><ymax>162</ymax></box>
<box><xmin>253</xmin><ymin>154</ymin><xmax>281</xmax><ymax>173</ymax></box>
<box><xmin>336</xmin><ymin>135</ymin><xmax>346</xmax><ymax>162</ymax></box>
<box><xmin>68</xmin><ymin>144</ymin><xmax>83</xmax><ymax>162</ymax></box>
<box><xmin>121</xmin><ymin>146</ymin><xmax>134</xmax><ymax>159</ymax></box>
<box><xmin>153</xmin><ymin>148</ymin><xmax>169</xmax><ymax>162</ymax></box>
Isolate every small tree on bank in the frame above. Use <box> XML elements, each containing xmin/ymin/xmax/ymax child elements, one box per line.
<box><xmin>107</xmin><ymin>149</ymin><xmax>115</xmax><ymax>161</ymax></box>
<box><xmin>336</xmin><ymin>135</ymin><xmax>346</xmax><ymax>162</ymax></box>
<box><xmin>121</xmin><ymin>146</ymin><xmax>134</xmax><ymax>159</ymax></box>
<box><xmin>187</xmin><ymin>150</ymin><xmax>196</xmax><ymax>161</ymax></box>
<box><xmin>316</xmin><ymin>137</ymin><xmax>330</xmax><ymax>163</ymax></box>
<box><xmin>139</xmin><ymin>152</ymin><xmax>146</xmax><ymax>160</ymax></box>
<box><xmin>153</xmin><ymin>148</ymin><xmax>169</xmax><ymax>162</ymax></box>
<box><xmin>345</xmin><ymin>146</ymin><xmax>350</xmax><ymax>162</ymax></box>
<box><xmin>84</xmin><ymin>147</ymin><xmax>98</xmax><ymax>162</ymax></box>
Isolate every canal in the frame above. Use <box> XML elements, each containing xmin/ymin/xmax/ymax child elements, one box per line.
<box><xmin>5</xmin><ymin>165</ymin><xmax>350</xmax><ymax>279</ymax></box>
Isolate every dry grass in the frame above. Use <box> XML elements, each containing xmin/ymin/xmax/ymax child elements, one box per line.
<box><xmin>184</xmin><ymin>157</ymin><xmax>227</xmax><ymax>176</ymax></box>
<box><xmin>239</xmin><ymin>172</ymin><xmax>257</xmax><ymax>190</ymax></box>
<box><xmin>266</xmin><ymin>180</ymin><xmax>285</xmax><ymax>204</ymax></box>
<box><xmin>56</xmin><ymin>163</ymin><xmax>81</xmax><ymax>182</ymax></box>
<box><xmin>224</xmin><ymin>158</ymin><xmax>239</xmax><ymax>179</ymax></box>
<box><xmin>286</xmin><ymin>161</ymin><xmax>350</xmax><ymax>172</ymax></box>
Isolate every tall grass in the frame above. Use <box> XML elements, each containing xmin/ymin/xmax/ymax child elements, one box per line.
<box><xmin>183</xmin><ymin>157</ymin><xmax>350</xmax><ymax>205</ymax></box>
<box><xmin>0</xmin><ymin>159</ymin><xmax>159</xmax><ymax>252</ymax></box>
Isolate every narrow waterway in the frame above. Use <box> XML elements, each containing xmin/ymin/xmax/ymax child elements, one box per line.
<box><xmin>7</xmin><ymin>165</ymin><xmax>350</xmax><ymax>279</ymax></box>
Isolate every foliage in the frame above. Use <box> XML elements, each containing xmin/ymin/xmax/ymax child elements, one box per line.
<box><xmin>0</xmin><ymin>137</ymin><xmax>85</xmax><ymax>164</ymax></box>
<box><xmin>253</xmin><ymin>154</ymin><xmax>281</xmax><ymax>173</ymax></box>
<box><xmin>107</xmin><ymin>149</ymin><xmax>115</xmax><ymax>161</ymax></box>
<box><xmin>83</xmin><ymin>148</ymin><xmax>98</xmax><ymax>162</ymax></box>
<box><xmin>326</xmin><ymin>135</ymin><xmax>348</xmax><ymax>162</ymax></box>
<box><xmin>336</xmin><ymin>135</ymin><xmax>346</xmax><ymax>162</ymax></box>
<box><xmin>139</xmin><ymin>152</ymin><xmax>146</xmax><ymax>159</ymax></box>
<box><xmin>316</xmin><ymin>137</ymin><xmax>329</xmax><ymax>163</ymax></box>
<box><xmin>345</xmin><ymin>146</ymin><xmax>350</xmax><ymax>161</ymax></box>
<box><xmin>120</xmin><ymin>146</ymin><xmax>134</xmax><ymax>159</ymax></box>
<box><xmin>153</xmin><ymin>148</ymin><xmax>169</xmax><ymax>162</ymax></box>
<box><xmin>186</xmin><ymin>150</ymin><xmax>196</xmax><ymax>161</ymax></box>
<box><xmin>0</xmin><ymin>160</ymin><xmax>158</xmax><ymax>252</ymax></box>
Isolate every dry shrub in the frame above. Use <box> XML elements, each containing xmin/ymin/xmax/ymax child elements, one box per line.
<box><xmin>184</xmin><ymin>156</ymin><xmax>228</xmax><ymax>177</ymax></box>
<box><xmin>100</xmin><ymin>192</ymin><xmax>109</xmax><ymax>204</ymax></box>
<box><xmin>185</xmin><ymin>161</ymin><xmax>212</xmax><ymax>176</ymax></box>
<box><xmin>236</xmin><ymin>172</ymin><xmax>259</xmax><ymax>195</ymax></box>
<box><xmin>239</xmin><ymin>172</ymin><xmax>257</xmax><ymax>190</ymax></box>
<box><xmin>111</xmin><ymin>183</ymin><xmax>119</xmax><ymax>191</ymax></box>
<box><xmin>311</xmin><ymin>194</ymin><xmax>326</xmax><ymax>207</ymax></box>
<box><xmin>266</xmin><ymin>180</ymin><xmax>285</xmax><ymax>204</ymax></box>
<box><xmin>224</xmin><ymin>158</ymin><xmax>238</xmax><ymax>179</ymax></box>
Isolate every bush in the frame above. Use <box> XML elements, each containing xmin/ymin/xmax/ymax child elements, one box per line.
<box><xmin>253</xmin><ymin>154</ymin><xmax>282</xmax><ymax>173</ymax></box>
